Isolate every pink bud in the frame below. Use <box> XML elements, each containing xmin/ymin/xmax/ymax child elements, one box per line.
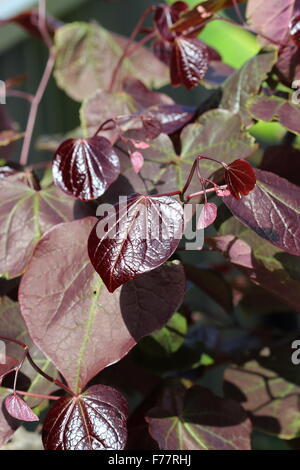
<box><xmin>130</xmin><ymin>151</ymin><xmax>144</xmax><ymax>174</ymax></box>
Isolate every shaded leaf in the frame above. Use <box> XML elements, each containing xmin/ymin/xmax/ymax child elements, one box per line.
<box><xmin>247</xmin><ymin>95</ymin><xmax>300</xmax><ymax>135</ymax></box>
<box><xmin>260</xmin><ymin>145</ymin><xmax>300</xmax><ymax>186</ymax></box>
<box><xmin>0</xmin><ymin>179</ymin><xmax>74</xmax><ymax>278</ymax></box>
<box><xmin>19</xmin><ymin>218</ymin><xmax>185</xmax><ymax>393</ymax></box>
<box><xmin>184</xmin><ymin>264</ymin><xmax>233</xmax><ymax>313</ymax></box>
<box><xmin>42</xmin><ymin>385</ymin><xmax>128</xmax><ymax>450</ymax></box>
<box><xmin>224</xmin><ymin>169</ymin><xmax>300</xmax><ymax>256</ymax></box>
<box><xmin>220</xmin><ymin>47</ymin><xmax>277</xmax><ymax>126</ymax></box>
<box><xmin>224</xmin><ymin>357</ymin><xmax>300</xmax><ymax>439</ymax></box>
<box><xmin>208</xmin><ymin>216</ymin><xmax>300</xmax><ymax>312</ymax></box>
<box><xmin>0</xmin><ymin>391</ymin><xmax>19</xmax><ymax>448</ymax></box>
<box><xmin>54</xmin><ymin>22</ymin><xmax>169</xmax><ymax>102</ymax></box>
<box><xmin>88</xmin><ymin>194</ymin><xmax>184</xmax><ymax>292</ymax></box>
<box><xmin>52</xmin><ymin>136</ymin><xmax>120</xmax><ymax>201</ymax></box>
<box><xmin>274</xmin><ymin>38</ymin><xmax>300</xmax><ymax>87</ymax></box>
<box><xmin>0</xmin><ymin>131</ymin><xmax>24</xmax><ymax>147</ymax></box>
<box><xmin>5</xmin><ymin>394</ymin><xmax>39</xmax><ymax>422</ymax></box>
<box><xmin>146</xmin><ymin>384</ymin><xmax>252</xmax><ymax>450</ymax></box>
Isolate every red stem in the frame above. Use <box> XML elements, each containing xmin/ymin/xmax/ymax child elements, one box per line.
<box><xmin>19</xmin><ymin>53</ymin><xmax>55</xmax><ymax>167</ymax></box>
<box><xmin>7</xmin><ymin>389</ymin><xmax>60</xmax><ymax>401</ymax></box>
<box><xmin>38</xmin><ymin>0</ymin><xmax>53</xmax><ymax>49</ymax></box>
<box><xmin>0</xmin><ymin>336</ymin><xmax>74</xmax><ymax>396</ymax></box>
<box><xmin>187</xmin><ymin>184</ymin><xmax>228</xmax><ymax>201</ymax></box>
<box><xmin>108</xmin><ymin>5</ymin><xmax>156</xmax><ymax>93</ymax></box>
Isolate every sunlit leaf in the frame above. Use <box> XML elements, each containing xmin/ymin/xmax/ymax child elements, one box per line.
<box><xmin>42</xmin><ymin>385</ymin><xmax>128</xmax><ymax>450</ymax></box>
<box><xmin>5</xmin><ymin>394</ymin><xmax>39</xmax><ymax>422</ymax></box>
<box><xmin>19</xmin><ymin>218</ymin><xmax>185</xmax><ymax>393</ymax></box>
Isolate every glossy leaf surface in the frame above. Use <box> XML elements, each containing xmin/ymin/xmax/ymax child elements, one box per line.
<box><xmin>52</xmin><ymin>137</ymin><xmax>120</xmax><ymax>201</ymax></box>
<box><xmin>224</xmin><ymin>169</ymin><xmax>300</xmax><ymax>255</ymax></box>
<box><xmin>42</xmin><ymin>385</ymin><xmax>128</xmax><ymax>450</ymax></box>
<box><xmin>88</xmin><ymin>194</ymin><xmax>184</xmax><ymax>292</ymax></box>
<box><xmin>19</xmin><ymin>218</ymin><xmax>185</xmax><ymax>393</ymax></box>
<box><xmin>5</xmin><ymin>394</ymin><xmax>39</xmax><ymax>422</ymax></box>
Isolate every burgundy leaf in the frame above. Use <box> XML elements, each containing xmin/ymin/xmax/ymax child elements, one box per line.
<box><xmin>5</xmin><ymin>394</ymin><xmax>39</xmax><ymax>422</ymax></box>
<box><xmin>142</xmin><ymin>104</ymin><xmax>195</xmax><ymax>136</ymax></box>
<box><xmin>275</xmin><ymin>39</ymin><xmax>300</xmax><ymax>87</ymax></box>
<box><xmin>224</xmin><ymin>159</ymin><xmax>256</xmax><ymax>200</ymax></box>
<box><xmin>153</xmin><ymin>39</ymin><xmax>173</xmax><ymax>66</ymax></box>
<box><xmin>146</xmin><ymin>384</ymin><xmax>252</xmax><ymax>450</ymax></box>
<box><xmin>197</xmin><ymin>202</ymin><xmax>218</xmax><ymax>229</ymax></box>
<box><xmin>170</xmin><ymin>37</ymin><xmax>209</xmax><ymax>89</ymax></box>
<box><xmin>224</xmin><ymin>169</ymin><xmax>300</xmax><ymax>256</ymax></box>
<box><xmin>247</xmin><ymin>95</ymin><xmax>300</xmax><ymax>135</ymax></box>
<box><xmin>52</xmin><ymin>136</ymin><xmax>120</xmax><ymax>201</ymax></box>
<box><xmin>225</xmin><ymin>357</ymin><xmax>300</xmax><ymax>439</ymax></box>
<box><xmin>88</xmin><ymin>194</ymin><xmax>184</xmax><ymax>292</ymax></box>
<box><xmin>154</xmin><ymin>2</ymin><xmax>189</xmax><ymax>42</ymax></box>
<box><xmin>260</xmin><ymin>145</ymin><xmax>300</xmax><ymax>186</ymax></box>
<box><xmin>130</xmin><ymin>151</ymin><xmax>144</xmax><ymax>174</ymax></box>
<box><xmin>289</xmin><ymin>13</ymin><xmax>300</xmax><ymax>44</ymax></box>
<box><xmin>42</xmin><ymin>385</ymin><xmax>128</xmax><ymax>450</ymax></box>
<box><xmin>246</xmin><ymin>0</ymin><xmax>300</xmax><ymax>45</ymax></box>
<box><xmin>0</xmin><ymin>178</ymin><xmax>74</xmax><ymax>278</ymax></box>
<box><xmin>19</xmin><ymin>218</ymin><xmax>185</xmax><ymax>393</ymax></box>
<box><xmin>6</xmin><ymin>9</ymin><xmax>62</xmax><ymax>42</ymax></box>
<box><xmin>141</xmin><ymin>116</ymin><xmax>163</xmax><ymax>140</ymax></box>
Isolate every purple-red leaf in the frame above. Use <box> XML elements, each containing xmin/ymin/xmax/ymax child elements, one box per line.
<box><xmin>52</xmin><ymin>136</ymin><xmax>120</xmax><ymax>201</ymax></box>
<box><xmin>0</xmin><ymin>356</ymin><xmax>18</xmax><ymax>385</ymax></box>
<box><xmin>88</xmin><ymin>194</ymin><xmax>184</xmax><ymax>292</ymax></box>
<box><xmin>197</xmin><ymin>202</ymin><xmax>218</xmax><ymax>229</ymax></box>
<box><xmin>146</xmin><ymin>384</ymin><xmax>252</xmax><ymax>450</ymax></box>
<box><xmin>5</xmin><ymin>394</ymin><xmax>39</xmax><ymax>422</ymax></box>
<box><xmin>19</xmin><ymin>218</ymin><xmax>185</xmax><ymax>393</ymax></box>
<box><xmin>0</xmin><ymin>178</ymin><xmax>74</xmax><ymax>278</ymax></box>
<box><xmin>154</xmin><ymin>2</ymin><xmax>189</xmax><ymax>42</ymax></box>
<box><xmin>170</xmin><ymin>37</ymin><xmax>209</xmax><ymax>89</ymax></box>
<box><xmin>42</xmin><ymin>385</ymin><xmax>128</xmax><ymax>450</ymax></box>
<box><xmin>224</xmin><ymin>169</ymin><xmax>300</xmax><ymax>256</ymax></box>
<box><xmin>224</xmin><ymin>159</ymin><xmax>256</xmax><ymax>200</ymax></box>
<box><xmin>247</xmin><ymin>95</ymin><xmax>300</xmax><ymax>135</ymax></box>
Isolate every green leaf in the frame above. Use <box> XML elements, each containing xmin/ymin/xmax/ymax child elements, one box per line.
<box><xmin>54</xmin><ymin>22</ymin><xmax>169</xmax><ymax>102</ymax></box>
<box><xmin>220</xmin><ymin>47</ymin><xmax>278</xmax><ymax>126</ymax></box>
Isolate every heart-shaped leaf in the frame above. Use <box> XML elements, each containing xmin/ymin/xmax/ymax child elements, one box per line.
<box><xmin>88</xmin><ymin>194</ymin><xmax>184</xmax><ymax>292</ymax></box>
<box><xmin>225</xmin><ymin>354</ymin><xmax>300</xmax><ymax>439</ymax></box>
<box><xmin>224</xmin><ymin>159</ymin><xmax>256</xmax><ymax>199</ymax></box>
<box><xmin>42</xmin><ymin>385</ymin><xmax>128</xmax><ymax>450</ymax></box>
<box><xmin>247</xmin><ymin>95</ymin><xmax>300</xmax><ymax>135</ymax></box>
<box><xmin>52</xmin><ymin>136</ymin><xmax>120</xmax><ymax>201</ymax></box>
<box><xmin>208</xmin><ymin>216</ymin><xmax>300</xmax><ymax>312</ymax></box>
<box><xmin>19</xmin><ymin>218</ymin><xmax>185</xmax><ymax>393</ymax></box>
<box><xmin>224</xmin><ymin>169</ymin><xmax>300</xmax><ymax>256</ymax></box>
<box><xmin>54</xmin><ymin>22</ymin><xmax>168</xmax><ymax>102</ymax></box>
<box><xmin>0</xmin><ymin>178</ymin><xmax>74</xmax><ymax>278</ymax></box>
<box><xmin>170</xmin><ymin>37</ymin><xmax>209</xmax><ymax>89</ymax></box>
<box><xmin>5</xmin><ymin>394</ymin><xmax>39</xmax><ymax>422</ymax></box>
<box><xmin>146</xmin><ymin>384</ymin><xmax>252</xmax><ymax>450</ymax></box>
<box><xmin>197</xmin><ymin>202</ymin><xmax>217</xmax><ymax>229</ymax></box>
